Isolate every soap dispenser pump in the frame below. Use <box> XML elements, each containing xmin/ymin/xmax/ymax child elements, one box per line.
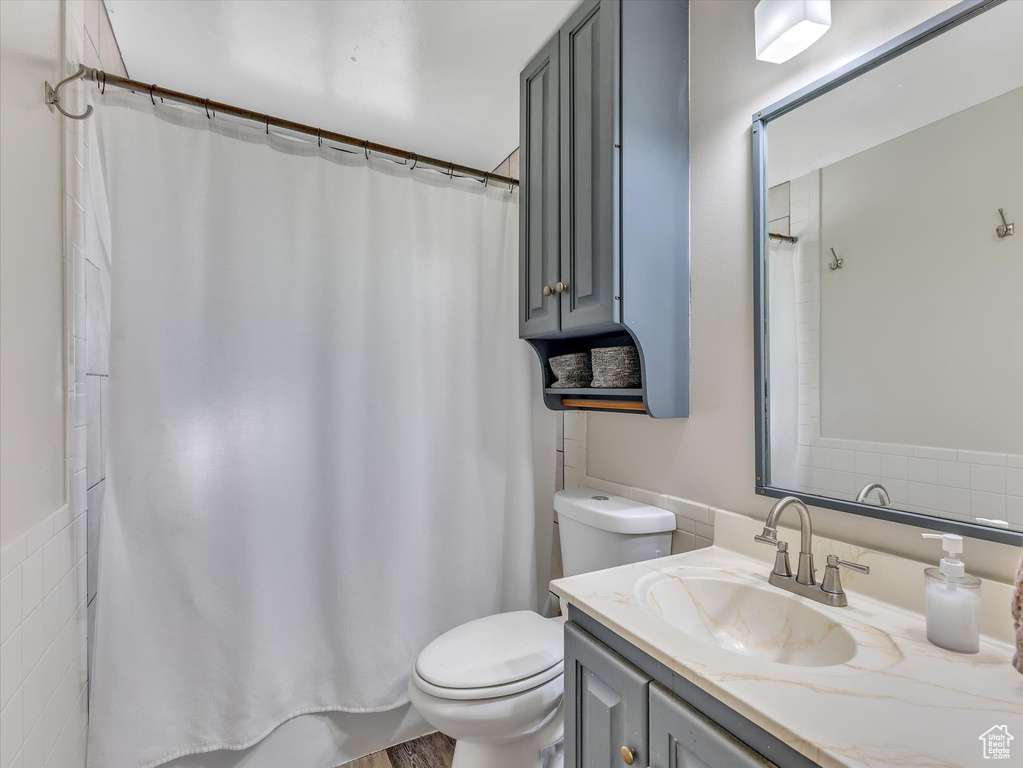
<box><xmin>921</xmin><ymin>533</ymin><xmax>981</xmax><ymax>653</ymax></box>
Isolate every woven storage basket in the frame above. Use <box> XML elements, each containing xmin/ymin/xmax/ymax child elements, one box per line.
<box><xmin>549</xmin><ymin>352</ymin><xmax>592</xmax><ymax>388</ymax></box>
<box><xmin>590</xmin><ymin>346</ymin><xmax>641</xmax><ymax>388</ymax></box>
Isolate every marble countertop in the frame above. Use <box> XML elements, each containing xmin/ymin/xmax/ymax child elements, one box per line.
<box><xmin>550</xmin><ymin>519</ymin><xmax>1023</xmax><ymax>768</ymax></box>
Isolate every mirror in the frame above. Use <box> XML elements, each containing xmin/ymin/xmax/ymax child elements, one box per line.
<box><xmin>753</xmin><ymin>0</ymin><xmax>1023</xmax><ymax>543</ymax></box>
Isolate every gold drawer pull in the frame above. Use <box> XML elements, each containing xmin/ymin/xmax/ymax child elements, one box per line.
<box><xmin>555</xmin><ymin>281</ymin><xmax>568</xmax><ymax>294</ymax></box>
<box><xmin>543</xmin><ymin>285</ymin><xmax>553</xmax><ymax>297</ymax></box>
<box><xmin>621</xmin><ymin>745</ymin><xmax>635</xmax><ymax>765</ymax></box>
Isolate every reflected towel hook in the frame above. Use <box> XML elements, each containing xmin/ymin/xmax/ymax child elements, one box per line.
<box><xmin>828</xmin><ymin>247</ymin><xmax>843</xmax><ymax>270</ymax></box>
<box><xmin>45</xmin><ymin>64</ymin><xmax>93</xmax><ymax>120</ymax></box>
<box><xmin>996</xmin><ymin>208</ymin><xmax>1015</xmax><ymax>238</ymax></box>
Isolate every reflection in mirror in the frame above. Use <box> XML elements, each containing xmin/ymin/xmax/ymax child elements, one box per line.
<box><xmin>762</xmin><ymin>0</ymin><xmax>1023</xmax><ymax>534</ymax></box>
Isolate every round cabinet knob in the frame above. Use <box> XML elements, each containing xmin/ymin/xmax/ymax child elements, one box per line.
<box><xmin>621</xmin><ymin>746</ymin><xmax>635</xmax><ymax>765</ymax></box>
<box><xmin>542</xmin><ymin>285</ymin><xmax>553</xmax><ymax>297</ymax></box>
<box><xmin>555</xmin><ymin>281</ymin><xmax>568</xmax><ymax>294</ymax></box>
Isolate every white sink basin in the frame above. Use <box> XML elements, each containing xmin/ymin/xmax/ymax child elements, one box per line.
<box><xmin>637</xmin><ymin>570</ymin><xmax>897</xmax><ymax>669</ymax></box>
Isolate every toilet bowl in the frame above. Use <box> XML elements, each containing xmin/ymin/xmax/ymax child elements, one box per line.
<box><xmin>410</xmin><ymin>488</ymin><xmax>676</xmax><ymax>767</ymax></box>
<box><xmin>408</xmin><ymin>611</ymin><xmax>566</xmax><ymax>768</ymax></box>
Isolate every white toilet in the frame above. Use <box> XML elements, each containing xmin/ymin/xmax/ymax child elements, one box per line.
<box><xmin>409</xmin><ymin>487</ymin><xmax>676</xmax><ymax>768</ymax></box>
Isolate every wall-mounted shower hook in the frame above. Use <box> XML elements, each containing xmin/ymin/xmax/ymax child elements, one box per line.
<box><xmin>828</xmin><ymin>247</ymin><xmax>843</xmax><ymax>270</ymax></box>
<box><xmin>996</xmin><ymin>208</ymin><xmax>1014</xmax><ymax>238</ymax></box>
<box><xmin>45</xmin><ymin>64</ymin><xmax>93</xmax><ymax>120</ymax></box>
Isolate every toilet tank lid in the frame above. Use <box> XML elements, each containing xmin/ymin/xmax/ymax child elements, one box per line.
<box><xmin>554</xmin><ymin>487</ymin><xmax>676</xmax><ymax>534</ymax></box>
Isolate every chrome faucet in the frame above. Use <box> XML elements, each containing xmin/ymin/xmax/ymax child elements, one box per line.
<box><xmin>856</xmin><ymin>482</ymin><xmax>892</xmax><ymax>507</ymax></box>
<box><xmin>755</xmin><ymin>496</ymin><xmax>869</xmax><ymax>607</ymax></box>
<box><xmin>755</xmin><ymin>496</ymin><xmax>815</xmax><ymax>584</ymax></box>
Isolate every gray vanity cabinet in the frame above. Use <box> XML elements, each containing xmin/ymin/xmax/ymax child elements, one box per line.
<box><xmin>565</xmin><ymin>614</ymin><xmax>814</xmax><ymax>768</ymax></box>
<box><xmin>565</xmin><ymin>622</ymin><xmax>651</xmax><ymax>768</ymax></box>
<box><xmin>559</xmin><ymin>0</ymin><xmax>618</xmax><ymax>332</ymax></box>
<box><xmin>649</xmin><ymin>683</ymin><xmax>779</xmax><ymax>768</ymax></box>
<box><xmin>519</xmin><ymin>37</ymin><xmax>561</xmax><ymax>337</ymax></box>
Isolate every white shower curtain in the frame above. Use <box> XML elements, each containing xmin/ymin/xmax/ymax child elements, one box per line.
<box><xmin>768</xmin><ymin>240</ymin><xmax>799</xmax><ymax>490</ymax></box>
<box><xmin>87</xmin><ymin>92</ymin><xmax>554</xmax><ymax>768</ymax></box>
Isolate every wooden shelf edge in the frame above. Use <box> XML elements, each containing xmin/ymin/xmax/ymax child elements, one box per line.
<box><xmin>560</xmin><ymin>398</ymin><xmax>647</xmax><ymax>412</ymax></box>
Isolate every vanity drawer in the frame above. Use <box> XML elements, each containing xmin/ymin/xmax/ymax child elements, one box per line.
<box><xmin>649</xmin><ymin>682</ymin><xmax>778</xmax><ymax>768</ymax></box>
<box><xmin>565</xmin><ymin>621</ymin><xmax>651</xmax><ymax>768</ymax></box>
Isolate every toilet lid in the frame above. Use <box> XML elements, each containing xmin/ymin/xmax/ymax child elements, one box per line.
<box><xmin>415</xmin><ymin>611</ymin><xmax>564</xmax><ymax>690</ymax></box>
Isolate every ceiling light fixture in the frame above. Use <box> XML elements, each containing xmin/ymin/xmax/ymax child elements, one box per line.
<box><xmin>755</xmin><ymin>0</ymin><xmax>832</xmax><ymax>64</ymax></box>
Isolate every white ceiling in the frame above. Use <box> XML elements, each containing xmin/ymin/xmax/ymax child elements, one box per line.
<box><xmin>769</xmin><ymin>0</ymin><xmax>1023</xmax><ymax>184</ymax></box>
<box><xmin>104</xmin><ymin>0</ymin><xmax>583</xmax><ymax>172</ymax></box>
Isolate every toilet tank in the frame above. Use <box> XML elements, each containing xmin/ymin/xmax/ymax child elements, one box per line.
<box><xmin>555</xmin><ymin>487</ymin><xmax>676</xmax><ymax>578</ymax></box>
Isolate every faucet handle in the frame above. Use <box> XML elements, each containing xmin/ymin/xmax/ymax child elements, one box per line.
<box><xmin>828</xmin><ymin>554</ymin><xmax>869</xmax><ymax>574</ymax></box>
<box><xmin>772</xmin><ymin>540</ymin><xmax>793</xmax><ymax>578</ymax></box>
<box><xmin>822</xmin><ymin>554</ymin><xmax>869</xmax><ymax>595</ymax></box>
<box><xmin>754</xmin><ymin>526</ymin><xmax>778</xmax><ymax>546</ymax></box>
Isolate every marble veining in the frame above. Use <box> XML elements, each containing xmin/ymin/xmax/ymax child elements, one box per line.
<box><xmin>551</xmin><ymin>515</ymin><xmax>1023</xmax><ymax>768</ymax></box>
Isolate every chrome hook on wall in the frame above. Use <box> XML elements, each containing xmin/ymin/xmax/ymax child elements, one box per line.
<box><xmin>45</xmin><ymin>64</ymin><xmax>93</xmax><ymax>120</ymax></box>
<box><xmin>828</xmin><ymin>247</ymin><xmax>843</xmax><ymax>270</ymax></box>
<box><xmin>996</xmin><ymin>208</ymin><xmax>1014</xmax><ymax>238</ymax></box>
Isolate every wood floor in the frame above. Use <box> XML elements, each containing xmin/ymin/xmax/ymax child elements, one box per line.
<box><xmin>338</xmin><ymin>732</ymin><xmax>456</xmax><ymax>768</ymax></box>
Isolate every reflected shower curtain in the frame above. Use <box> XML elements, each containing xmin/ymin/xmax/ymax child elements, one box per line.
<box><xmin>87</xmin><ymin>92</ymin><xmax>554</xmax><ymax>768</ymax></box>
<box><xmin>768</xmin><ymin>240</ymin><xmax>799</xmax><ymax>489</ymax></box>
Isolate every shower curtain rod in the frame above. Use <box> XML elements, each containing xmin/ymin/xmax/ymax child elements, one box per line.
<box><xmin>69</xmin><ymin>66</ymin><xmax>520</xmax><ymax>189</ymax></box>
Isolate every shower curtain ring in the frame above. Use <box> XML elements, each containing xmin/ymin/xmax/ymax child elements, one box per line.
<box><xmin>317</xmin><ymin>128</ymin><xmax>322</xmax><ymax>148</ymax></box>
<box><xmin>410</xmin><ymin>152</ymin><xmax>418</xmax><ymax>171</ymax></box>
<box><xmin>266</xmin><ymin>115</ymin><xmax>270</xmax><ymax>135</ymax></box>
<box><xmin>483</xmin><ymin>172</ymin><xmax>489</xmax><ymax>187</ymax></box>
<box><xmin>364</xmin><ymin>140</ymin><xmax>370</xmax><ymax>160</ymax></box>
<box><xmin>100</xmin><ymin>70</ymin><xmax>106</xmax><ymax>95</ymax></box>
<box><xmin>149</xmin><ymin>84</ymin><xmax>157</xmax><ymax>105</ymax></box>
<box><xmin>448</xmin><ymin>162</ymin><xmax>454</xmax><ymax>178</ymax></box>
<box><xmin>204</xmin><ymin>99</ymin><xmax>211</xmax><ymax>120</ymax></box>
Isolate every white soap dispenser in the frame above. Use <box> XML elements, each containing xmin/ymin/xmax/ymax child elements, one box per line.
<box><xmin>921</xmin><ymin>533</ymin><xmax>981</xmax><ymax>653</ymax></box>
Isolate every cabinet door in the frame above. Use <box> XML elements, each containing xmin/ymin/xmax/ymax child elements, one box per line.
<box><xmin>649</xmin><ymin>683</ymin><xmax>779</xmax><ymax>768</ymax></box>
<box><xmin>560</xmin><ymin>0</ymin><xmax>619</xmax><ymax>332</ymax></box>
<box><xmin>519</xmin><ymin>36</ymin><xmax>561</xmax><ymax>338</ymax></box>
<box><xmin>565</xmin><ymin>622</ymin><xmax>650</xmax><ymax>768</ymax></box>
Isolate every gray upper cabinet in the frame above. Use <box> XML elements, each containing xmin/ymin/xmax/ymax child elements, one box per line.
<box><xmin>560</xmin><ymin>0</ymin><xmax>618</xmax><ymax>332</ymax></box>
<box><xmin>519</xmin><ymin>0</ymin><xmax>690</xmax><ymax>418</ymax></box>
<box><xmin>519</xmin><ymin>37</ymin><xmax>561</xmax><ymax>338</ymax></box>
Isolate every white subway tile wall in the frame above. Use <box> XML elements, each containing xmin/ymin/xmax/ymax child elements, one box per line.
<box><xmin>781</xmin><ymin>170</ymin><xmax>1023</xmax><ymax>529</ymax></box>
<box><xmin>562</xmin><ymin>413</ymin><xmax>715</xmax><ymax>555</ymax></box>
<box><xmin>0</xmin><ymin>508</ymin><xmax>89</xmax><ymax>768</ymax></box>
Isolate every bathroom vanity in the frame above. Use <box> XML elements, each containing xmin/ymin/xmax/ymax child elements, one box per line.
<box><xmin>551</xmin><ymin>509</ymin><xmax>1021</xmax><ymax>768</ymax></box>
<box><xmin>564</xmin><ymin>619</ymin><xmax>794</xmax><ymax>768</ymax></box>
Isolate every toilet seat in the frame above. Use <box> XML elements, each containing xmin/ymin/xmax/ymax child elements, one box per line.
<box><xmin>411</xmin><ymin>660</ymin><xmax>564</xmax><ymax>701</ymax></box>
<box><xmin>412</xmin><ymin>611</ymin><xmax>565</xmax><ymax>701</ymax></box>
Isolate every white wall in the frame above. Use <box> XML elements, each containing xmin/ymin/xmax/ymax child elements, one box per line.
<box><xmin>820</xmin><ymin>87</ymin><xmax>1023</xmax><ymax>453</ymax></box>
<box><xmin>584</xmin><ymin>0</ymin><xmax>1021</xmax><ymax>581</ymax></box>
<box><xmin>0</xmin><ymin>3</ymin><xmax>131</xmax><ymax>766</ymax></box>
<box><xmin>1</xmin><ymin>3</ymin><xmax>93</xmax><ymax>766</ymax></box>
<box><xmin>0</xmin><ymin>0</ymin><xmax>66</xmax><ymax>547</ymax></box>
